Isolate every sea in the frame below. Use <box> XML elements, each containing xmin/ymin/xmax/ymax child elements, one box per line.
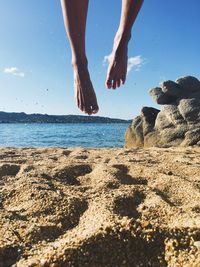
<box><xmin>0</xmin><ymin>123</ymin><xmax>130</xmax><ymax>148</ymax></box>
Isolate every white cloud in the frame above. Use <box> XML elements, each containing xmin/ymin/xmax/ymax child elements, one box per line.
<box><xmin>127</xmin><ymin>55</ymin><xmax>145</xmax><ymax>73</ymax></box>
<box><xmin>4</xmin><ymin>67</ymin><xmax>25</xmax><ymax>77</ymax></box>
<box><xmin>103</xmin><ymin>54</ymin><xmax>112</xmax><ymax>65</ymax></box>
<box><xmin>103</xmin><ymin>54</ymin><xmax>146</xmax><ymax>74</ymax></box>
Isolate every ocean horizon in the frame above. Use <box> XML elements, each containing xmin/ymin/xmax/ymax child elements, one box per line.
<box><xmin>0</xmin><ymin>123</ymin><xmax>130</xmax><ymax>148</ymax></box>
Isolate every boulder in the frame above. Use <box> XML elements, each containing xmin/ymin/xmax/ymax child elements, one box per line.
<box><xmin>176</xmin><ymin>76</ymin><xmax>200</xmax><ymax>92</ymax></box>
<box><xmin>149</xmin><ymin>87</ymin><xmax>176</xmax><ymax>104</ymax></box>
<box><xmin>141</xmin><ymin>107</ymin><xmax>160</xmax><ymax>135</ymax></box>
<box><xmin>125</xmin><ymin>108</ymin><xmax>159</xmax><ymax>148</ymax></box>
<box><xmin>178</xmin><ymin>98</ymin><xmax>200</xmax><ymax>122</ymax></box>
<box><xmin>160</xmin><ymin>80</ymin><xmax>181</xmax><ymax>96</ymax></box>
<box><xmin>125</xmin><ymin>76</ymin><xmax>200</xmax><ymax>148</ymax></box>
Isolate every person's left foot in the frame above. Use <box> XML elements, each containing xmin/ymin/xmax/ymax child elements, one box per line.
<box><xmin>72</xmin><ymin>59</ymin><xmax>99</xmax><ymax>115</ymax></box>
<box><xmin>105</xmin><ymin>34</ymin><xmax>129</xmax><ymax>89</ymax></box>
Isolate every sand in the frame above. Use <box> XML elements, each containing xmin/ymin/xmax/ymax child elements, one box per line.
<box><xmin>0</xmin><ymin>146</ymin><xmax>200</xmax><ymax>267</ymax></box>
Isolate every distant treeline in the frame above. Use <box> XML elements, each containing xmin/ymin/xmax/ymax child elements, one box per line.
<box><xmin>0</xmin><ymin>111</ymin><xmax>131</xmax><ymax>123</ymax></box>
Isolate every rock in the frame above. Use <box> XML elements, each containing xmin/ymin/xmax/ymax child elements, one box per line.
<box><xmin>176</xmin><ymin>76</ymin><xmax>200</xmax><ymax>92</ymax></box>
<box><xmin>125</xmin><ymin>75</ymin><xmax>200</xmax><ymax>148</ymax></box>
<box><xmin>178</xmin><ymin>98</ymin><xmax>200</xmax><ymax>122</ymax></box>
<box><xmin>154</xmin><ymin>112</ymin><xmax>173</xmax><ymax>130</ymax></box>
<box><xmin>125</xmin><ymin>117</ymin><xmax>144</xmax><ymax>148</ymax></box>
<box><xmin>160</xmin><ymin>80</ymin><xmax>181</xmax><ymax>97</ymax></box>
<box><xmin>125</xmin><ymin>108</ymin><xmax>159</xmax><ymax>148</ymax></box>
<box><xmin>194</xmin><ymin>241</ymin><xmax>200</xmax><ymax>249</ymax></box>
<box><xmin>149</xmin><ymin>87</ymin><xmax>176</xmax><ymax>104</ymax></box>
<box><xmin>158</xmin><ymin>127</ymin><xmax>186</xmax><ymax>145</ymax></box>
<box><xmin>141</xmin><ymin>107</ymin><xmax>160</xmax><ymax>135</ymax></box>
<box><xmin>190</xmin><ymin>91</ymin><xmax>200</xmax><ymax>99</ymax></box>
<box><xmin>181</xmin><ymin>128</ymin><xmax>200</xmax><ymax>146</ymax></box>
<box><xmin>157</xmin><ymin>105</ymin><xmax>185</xmax><ymax>126</ymax></box>
<box><xmin>144</xmin><ymin>131</ymin><xmax>161</xmax><ymax>147</ymax></box>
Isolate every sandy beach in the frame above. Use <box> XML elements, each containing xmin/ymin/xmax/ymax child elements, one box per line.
<box><xmin>0</xmin><ymin>147</ymin><xmax>200</xmax><ymax>266</ymax></box>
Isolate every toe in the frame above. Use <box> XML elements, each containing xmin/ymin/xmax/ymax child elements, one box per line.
<box><xmin>77</xmin><ymin>97</ymin><xmax>84</xmax><ymax>112</ymax></box>
<box><xmin>121</xmin><ymin>75</ymin><xmax>126</xmax><ymax>85</ymax></box>
<box><xmin>112</xmin><ymin>80</ymin><xmax>117</xmax><ymax>90</ymax></box>
<box><xmin>76</xmin><ymin>88</ymin><xmax>84</xmax><ymax>112</ymax></box>
<box><xmin>83</xmin><ymin>105</ymin><xmax>92</xmax><ymax>115</ymax></box>
<box><xmin>76</xmin><ymin>96</ymin><xmax>80</xmax><ymax>108</ymax></box>
<box><xmin>116</xmin><ymin>79</ymin><xmax>121</xmax><ymax>88</ymax></box>
<box><xmin>80</xmin><ymin>104</ymin><xmax>84</xmax><ymax>113</ymax></box>
<box><xmin>92</xmin><ymin>104</ymin><xmax>99</xmax><ymax>114</ymax></box>
<box><xmin>106</xmin><ymin>78</ymin><xmax>112</xmax><ymax>89</ymax></box>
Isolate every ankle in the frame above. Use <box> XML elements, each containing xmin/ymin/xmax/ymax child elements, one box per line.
<box><xmin>71</xmin><ymin>56</ymin><xmax>88</xmax><ymax>68</ymax></box>
<box><xmin>112</xmin><ymin>35</ymin><xmax>129</xmax><ymax>57</ymax></box>
<box><xmin>114</xmin><ymin>31</ymin><xmax>131</xmax><ymax>45</ymax></box>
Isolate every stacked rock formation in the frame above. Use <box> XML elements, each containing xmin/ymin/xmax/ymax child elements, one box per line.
<box><xmin>125</xmin><ymin>76</ymin><xmax>200</xmax><ymax>148</ymax></box>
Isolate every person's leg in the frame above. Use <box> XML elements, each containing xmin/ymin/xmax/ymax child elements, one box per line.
<box><xmin>60</xmin><ymin>0</ymin><xmax>99</xmax><ymax>115</ymax></box>
<box><xmin>106</xmin><ymin>0</ymin><xmax>144</xmax><ymax>89</ymax></box>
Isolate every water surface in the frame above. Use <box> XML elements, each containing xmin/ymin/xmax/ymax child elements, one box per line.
<box><xmin>0</xmin><ymin>123</ymin><xmax>130</xmax><ymax>148</ymax></box>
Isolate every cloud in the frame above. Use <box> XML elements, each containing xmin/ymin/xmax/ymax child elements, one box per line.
<box><xmin>127</xmin><ymin>55</ymin><xmax>146</xmax><ymax>73</ymax></box>
<box><xmin>103</xmin><ymin>54</ymin><xmax>146</xmax><ymax>74</ymax></box>
<box><xmin>103</xmin><ymin>54</ymin><xmax>112</xmax><ymax>65</ymax></box>
<box><xmin>4</xmin><ymin>67</ymin><xmax>25</xmax><ymax>77</ymax></box>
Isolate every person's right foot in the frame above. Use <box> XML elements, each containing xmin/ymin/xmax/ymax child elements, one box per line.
<box><xmin>105</xmin><ymin>33</ymin><xmax>130</xmax><ymax>89</ymax></box>
<box><xmin>72</xmin><ymin>60</ymin><xmax>99</xmax><ymax>115</ymax></box>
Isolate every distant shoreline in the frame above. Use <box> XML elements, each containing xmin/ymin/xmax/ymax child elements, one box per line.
<box><xmin>0</xmin><ymin>111</ymin><xmax>131</xmax><ymax>124</ymax></box>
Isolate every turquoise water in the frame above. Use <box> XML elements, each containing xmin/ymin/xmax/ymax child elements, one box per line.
<box><xmin>0</xmin><ymin>123</ymin><xmax>130</xmax><ymax>148</ymax></box>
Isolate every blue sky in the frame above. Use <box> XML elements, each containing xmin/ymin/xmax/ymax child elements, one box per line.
<box><xmin>0</xmin><ymin>0</ymin><xmax>200</xmax><ymax>119</ymax></box>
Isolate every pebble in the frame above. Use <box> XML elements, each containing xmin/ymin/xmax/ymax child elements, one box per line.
<box><xmin>40</xmin><ymin>258</ymin><xmax>47</xmax><ymax>266</ymax></box>
<box><xmin>141</xmin><ymin>220</ymin><xmax>150</xmax><ymax>228</ymax></box>
<box><xmin>194</xmin><ymin>241</ymin><xmax>200</xmax><ymax>248</ymax></box>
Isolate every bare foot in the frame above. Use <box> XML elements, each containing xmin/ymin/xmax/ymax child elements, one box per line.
<box><xmin>105</xmin><ymin>34</ymin><xmax>130</xmax><ymax>89</ymax></box>
<box><xmin>72</xmin><ymin>60</ymin><xmax>99</xmax><ymax>115</ymax></box>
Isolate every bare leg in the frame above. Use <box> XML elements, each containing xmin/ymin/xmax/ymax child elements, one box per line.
<box><xmin>60</xmin><ymin>0</ymin><xmax>99</xmax><ymax>115</ymax></box>
<box><xmin>106</xmin><ymin>0</ymin><xmax>144</xmax><ymax>89</ymax></box>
